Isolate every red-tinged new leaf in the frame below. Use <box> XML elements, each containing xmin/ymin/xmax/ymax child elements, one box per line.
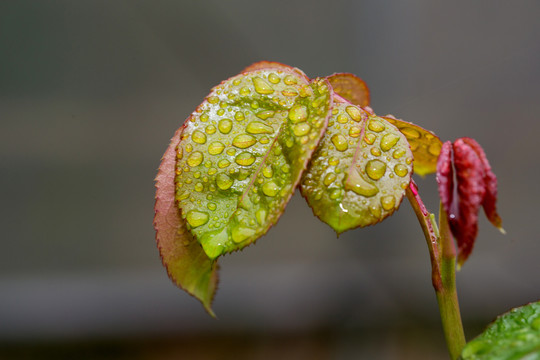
<box><xmin>437</xmin><ymin>141</ymin><xmax>455</xmax><ymax>218</ymax></box>
<box><xmin>452</xmin><ymin>139</ymin><xmax>487</xmax><ymax>266</ymax></box>
<box><xmin>384</xmin><ymin>116</ymin><xmax>443</xmax><ymax>176</ymax></box>
<box><xmin>327</xmin><ymin>73</ymin><xmax>370</xmax><ymax>108</ymax></box>
<box><xmin>154</xmin><ymin>128</ymin><xmax>219</xmax><ymax>316</ymax></box>
<box><xmin>461</xmin><ymin>137</ymin><xmax>504</xmax><ymax>232</ymax></box>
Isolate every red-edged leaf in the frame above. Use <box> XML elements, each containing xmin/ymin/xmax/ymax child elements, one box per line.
<box><xmin>452</xmin><ymin>138</ymin><xmax>487</xmax><ymax>266</ymax></box>
<box><xmin>461</xmin><ymin>137</ymin><xmax>504</xmax><ymax>232</ymax></box>
<box><xmin>154</xmin><ymin>128</ymin><xmax>219</xmax><ymax>316</ymax></box>
<box><xmin>327</xmin><ymin>73</ymin><xmax>370</xmax><ymax>107</ymax></box>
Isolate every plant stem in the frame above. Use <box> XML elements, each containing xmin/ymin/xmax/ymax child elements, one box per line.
<box><xmin>406</xmin><ymin>181</ymin><xmax>466</xmax><ymax>360</ymax></box>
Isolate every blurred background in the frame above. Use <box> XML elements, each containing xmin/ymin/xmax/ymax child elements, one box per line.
<box><xmin>1</xmin><ymin>1</ymin><xmax>539</xmax><ymax>359</ymax></box>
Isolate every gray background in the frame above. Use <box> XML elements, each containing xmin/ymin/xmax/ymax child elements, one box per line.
<box><xmin>1</xmin><ymin>1</ymin><xmax>539</xmax><ymax>358</ymax></box>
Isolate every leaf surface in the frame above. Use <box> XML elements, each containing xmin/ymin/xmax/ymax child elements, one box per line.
<box><xmin>384</xmin><ymin>116</ymin><xmax>443</xmax><ymax>176</ymax></box>
<box><xmin>241</xmin><ymin>61</ymin><xmax>309</xmax><ymax>81</ymax></box>
<box><xmin>154</xmin><ymin>128</ymin><xmax>218</xmax><ymax>315</ymax></box>
<box><xmin>461</xmin><ymin>301</ymin><xmax>540</xmax><ymax>360</ymax></box>
<box><xmin>327</xmin><ymin>73</ymin><xmax>370</xmax><ymax>107</ymax></box>
<box><xmin>176</xmin><ymin>70</ymin><xmax>333</xmax><ymax>259</ymax></box>
<box><xmin>301</xmin><ymin>99</ymin><xmax>413</xmax><ymax>234</ymax></box>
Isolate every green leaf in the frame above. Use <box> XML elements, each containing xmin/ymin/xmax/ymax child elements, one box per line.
<box><xmin>154</xmin><ymin>128</ymin><xmax>218</xmax><ymax>315</ymax></box>
<box><xmin>301</xmin><ymin>100</ymin><xmax>413</xmax><ymax>234</ymax></box>
<box><xmin>175</xmin><ymin>70</ymin><xmax>333</xmax><ymax>259</ymax></box>
<box><xmin>327</xmin><ymin>73</ymin><xmax>370</xmax><ymax>107</ymax></box>
<box><xmin>461</xmin><ymin>301</ymin><xmax>540</xmax><ymax>360</ymax></box>
<box><xmin>383</xmin><ymin>116</ymin><xmax>442</xmax><ymax>176</ymax></box>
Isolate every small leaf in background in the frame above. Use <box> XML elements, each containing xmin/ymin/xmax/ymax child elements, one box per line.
<box><xmin>384</xmin><ymin>116</ymin><xmax>443</xmax><ymax>176</ymax></box>
<box><xmin>327</xmin><ymin>73</ymin><xmax>370</xmax><ymax>107</ymax></box>
<box><xmin>154</xmin><ymin>128</ymin><xmax>219</xmax><ymax>315</ymax></box>
<box><xmin>175</xmin><ymin>69</ymin><xmax>333</xmax><ymax>259</ymax></box>
<box><xmin>461</xmin><ymin>301</ymin><xmax>540</xmax><ymax>360</ymax></box>
<box><xmin>436</xmin><ymin>137</ymin><xmax>503</xmax><ymax>266</ymax></box>
<box><xmin>301</xmin><ymin>99</ymin><xmax>413</xmax><ymax>234</ymax></box>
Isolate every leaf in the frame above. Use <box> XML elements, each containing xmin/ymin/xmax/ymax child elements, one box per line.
<box><xmin>175</xmin><ymin>69</ymin><xmax>333</xmax><ymax>259</ymax></box>
<box><xmin>436</xmin><ymin>141</ymin><xmax>455</xmax><ymax>217</ymax></box>
<box><xmin>154</xmin><ymin>128</ymin><xmax>219</xmax><ymax>315</ymax></box>
<box><xmin>384</xmin><ymin>115</ymin><xmax>443</xmax><ymax>176</ymax></box>
<box><xmin>461</xmin><ymin>137</ymin><xmax>504</xmax><ymax>232</ymax></box>
<box><xmin>301</xmin><ymin>98</ymin><xmax>413</xmax><ymax>234</ymax></box>
<box><xmin>461</xmin><ymin>301</ymin><xmax>540</xmax><ymax>360</ymax></box>
<box><xmin>327</xmin><ymin>73</ymin><xmax>370</xmax><ymax>107</ymax></box>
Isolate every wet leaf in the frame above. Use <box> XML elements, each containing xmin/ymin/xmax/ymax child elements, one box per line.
<box><xmin>461</xmin><ymin>301</ymin><xmax>540</xmax><ymax>360</ymax></box>
<box><xmin>175</xmin><ymin>69</ymin><xmax>333</xmax><ymax>259</ymax></box>
<box><xmin>384</xmin><ymin>116</ymin><xmax>443</xmax><ymax>176</ymax></box>
<box><xmin>436</xmin><ymin>141</ymin><xmax>454</xmax><ymax>217</ymax></box>
<box><xmin>154</xmin><ymin>128</ymin><xmax>218</xmax><ymax>315</ymax></box>
<box><xmin>301</xmin><ymin>98</ymin><xmax>413</xmax><ymax>234</ymax></box>
<box><xmin>327</xmin><ymin>73</ymin><xmax>370</xmax><ymax>107</ymax></box>
<box><xmin>241</xmin><ymin>61</ymin><xmax>309</xmax><ymax>81</ymax></box>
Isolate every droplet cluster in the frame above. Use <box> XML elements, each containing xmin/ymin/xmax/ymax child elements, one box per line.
<box><xmin>384</xmin><ymin>116</ymin><xmax>442</xmax><ymax>176</ymax></box>
<box><xmin>175</xmin><ymin>69</ymin><xmax>331</xmax><ymax>258</ymax></box>
<box><xmin>301</xmin><ymin>100</ymin><xmax>413</xmax><ymax>232</ymax></box>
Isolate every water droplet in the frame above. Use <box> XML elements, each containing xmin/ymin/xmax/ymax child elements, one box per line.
<box><xmin>262</xmin><ymin>166</ymin><xmax>273</xmax><ymax>178</ymax></box>
<box><xmin>328</xmin><ymin>157</ymin><xmax>340</xmax><ymax>166</ymax></box>
<box><xmin>208</xmin><ymin>141</ymin><xmax>225</xmax><ymax>155</ymax></box>
<box><xmin>311</xmin><ymin>95</ymin><xmax>326</xmax><ymax>108</ymax></box>
<box><xmin>216</xmin><ymin>109</ymin><xmax>225</xmax><ymax>116</ymax></box>
<box><xmin>394</xmin><ymin>164</ymin><xmax>408</xmax><ymax>177</ymax></box>
<box><xmin>369</xmin><ymin>204</ymin><xmax>381</xmax><ymax>218</ymax></box>
<box><xmin>193</xmin><ymin>171</ymin><xmax>201</xmax><ymax>179</ymax></box>
<box><xmin>177</xmin><ymin>191</ymin><xmax>190</xmax><ymax>201</ymax></box>
<box><xmin>256</xmin><ymin>110</ymin><xmax>275</xmax><ymax>120</ymax></box>
<box><xmin>205</xmin><ymin>125</ymin><xmax>216</xmax><ymax>134</ymax></box>
<box><xmin>239</xmin><ymin>86</ymin><xmax>250</xmax><ymax>96</ymax></box>
<box><xmin>368</xmin><ymin>120</ymin><xmax>385</xmax><ymax>132</ymax></box>
<box><xmin>187</xmin><ymin>151</ymin><xmax>204</xmax><ymax>167</ymax></box>
<box><xmin>364</xmin><ymin>133</ymin><xmax>376</xmax><ymax>145</ymax></box>
<box><xmin>381</xmin><ymin>195</ymin><xmax>395</xmax><ymax>211</ymax></box>
<box><xmin>346</xmin><ymin>170</ymin><xmax>379</xmax><ymax>197</ymax></box>
<box><xmin>293</xmin><ymin>123</ymin><xmax>311</xmax><ymax>136</ymax></box>
<box><xmin>346</xmin><ymin>106</ymin><xmax>362</xmax><ymax>122</ymax></box>
<box><xmin>262</xmin><ymin>181</ymin><xmax>279</xmax><ymax>197</ymax></box>
<box><xmin>185</xmin><ymin>144</ymin><xmax>193</xmax><ymax>152</ymax></box>
<box><xmin>246</xmin><ymin>121</ymin><xmax>274</xmax><ymax>134</ymax></box>
<box><xmin>393</xmin><ymin>149</ymin><xmax>406</xmax><ymax>159</ymax></box>
<box><xmin>208</xmin><ymin>96</ymin><xmax>219</xmax><ymax>104</ymax></box>
<box><xmin>366</xmin><ymin>160</ymin><xmax>387</xmax><ymax>180</ymax></box>
<box><xmin>268</xmin><ymin>73</ymin><xmax>280</xmax><ymax>84</ymax></box>
<box><xmin>218</xmin><ymin>159</ymin><xmax>230</xmax><ymax>168</ymax></box>
<box><xmin>371</xmin><ymin>148</ymin><xmax>381</xmax><ymax>156</ymax></box>
<box><xmin>331</xmin><ymin>134</ymin><xmax>348</xmax><ymax>152</ymax></box>
<box><xmin>380</xmin><ymin>133</ymin><xmax>400</xmax><ymax>151</ymax></box>
<box><xmin>288</xmin><ymin>104</ymin><xmax>308</xmax><ymax>123</ymax></box>
<box><xmin>337</xmin><ymin>114</ymin><xmax>349</xmax><ymax>124</ymax></box>
<box><xmin>428</xmin><ymin>142</ymin><xmax>442</xmax><ymax>156</ymax></box>
<box><xmin>218</xmin><ymin>119</ymin><xmax>233</xmax><ymax>134</ymax></box>
<box><xmin>400</xmin><ymin>127</ymin><xmax>421</xmax><ymax>139</ymax></box>
<box><xmin>177</xmin><ymin>146</ymin><xmax>183</xmax><ymax>160</ymax></box>
<box><xmin>283</xmin><ymin>75</ymin><xmax>297</xmax><ymax>85</ymax></box>
<box><xmin>216</xmin><ymin>173</ymin><xmax>233</xmax><ymax>190</ymax></box>
<box><xmin>255</xmin><ymin>209</ymin><xmax>267</xmax><ymax>224</ymax></box>
<box><xmin>323</xmin><ymin>173</ymin><xmax>336</xmax><ymax>186</ymax></box>
<box><xmin>235</xmin><ymin>152</ymin><xmax>255</xmax><ymax>166</ymax></box>
<box><xmin>260</xmin><ymin>136</ymin><xmax>270</xmax><ymax>144</ymax></box>
<box><xmin>349</xmin><ymin>126</ymin><xmax>361</xmax><ymax>138</ymax></box>
<box><xmin>195</xmin><ymin>182</ymin><xmax>204</xmax><ymax>192</ymax></box>
<box><xmin>200</xmin><ymin>113</ymin><xmax>209</xmax><ymax>122</ymax></box>
<box><xmin>281</xmin><ymin>164</ymin><xmax>290</xmax><ymax>173</ymax></box>
<box><xmin>406</xmin><ymin>157</ymin><xmax>413</xmax><ymax>165</ymax></box>
<box><xmin>208</xmin><ymin>167</ymin><xmax>217</xmax><ymax>175</ymax></box>
<box><xmin>207</xmin><ymin>202</ymin><xmax>217</xmax><ymax>211</ymax></box>
<box><xmin>253</xmin><ymin>77</ymin><xmax>274</xmax><ymax>94</ymax></box>
<box><xmin>282</xmin><ymin>89</ymin><xmax>298</xmax><ymax>97</ymax></box>
<box><xmin>186</xmin><ymin>210</ymin><xmax>209</xmax><ymax>228</ymax></box>
<box><xmin>232</xmin><ymin>134</ymin><xmax>257</xmax><ymax>148</ymax></box>
<box><xmin>231</xmin><ymin>225</ymin><xmax>256</xmax><ymax>243</ymax></box>
<box><xmin>329</xmin><ymin>188</ymin><xmax>341</xmax><ymax>199</ymax></box>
